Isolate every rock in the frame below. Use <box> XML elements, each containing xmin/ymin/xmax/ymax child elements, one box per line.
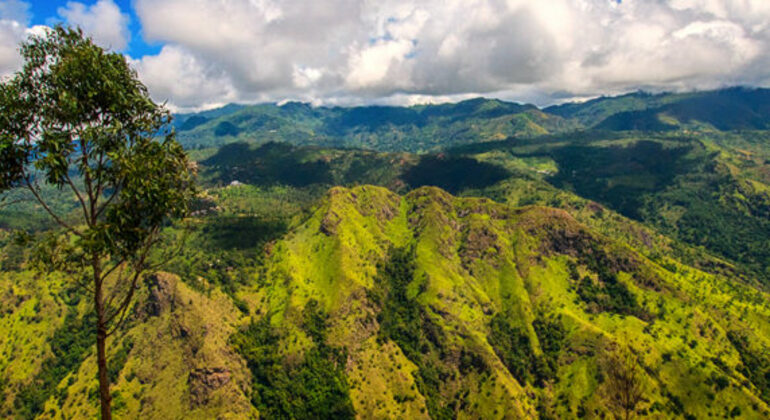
<box><xmin>144</xmin><ymin>273</ymin><xmax>177</xmax><ymax>317</ymax></box>
<box><xmin>188</xmin><ymin>367</ymin><xmax>231</xmax><ymax>407</ymax></box>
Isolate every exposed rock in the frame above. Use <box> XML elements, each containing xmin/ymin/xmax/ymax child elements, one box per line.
<box><xmin>320</xmin><ymin>210</ymin><xmax>342</xmax><ymax>236</ymax></box>
<box><xmin>143</xmin><ymin>273</ymin><xmax>177</xmax><ymax>318</ymax></box>
<box><xmin>188</xmin><ymin>367</ymin><xmax>232</xmax><ymax>407</ymax></box>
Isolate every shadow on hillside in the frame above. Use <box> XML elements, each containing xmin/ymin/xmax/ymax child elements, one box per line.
<box><xmin>402</xmin><ymin>155</ymin><xmax>510</xmax><ymax>194</ymax></box>
<box><xmin>201</xmin><ymin>142</ymin><xmax>333</xmax><ymax>187</ymax></box>
<box><xmin>547</xmin><ymin>140</ymin><xmax>697</xmax><ymax>218</ymax></box>
<box><xmin>199</xmin><ymin>215</ymin><xmax>288</xmax><ymax>251</ymax></box>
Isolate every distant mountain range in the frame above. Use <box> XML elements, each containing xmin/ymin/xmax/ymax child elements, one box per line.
<box><xmin>174</xmin><ymin>87</ymin><xmax>770</xmax><ymax>152</ymax></box>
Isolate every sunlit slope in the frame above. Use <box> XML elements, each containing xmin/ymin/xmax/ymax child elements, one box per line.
<box><xmin>241</xmin><ymin>185</ymin><xmax>770</xmax><ymax>419</ymax></box>
<box><xmin>1</xmin><ymin>185</ymin><xmax>769</xmax><ymax>418</ymax></box>
<box><xmin>0</xmin><ymin>270</ymin><xmax>254</xmax><ymax>419</ymax></box>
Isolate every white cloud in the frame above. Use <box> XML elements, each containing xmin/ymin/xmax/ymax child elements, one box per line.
<box><xmin>129</xmin><ymin>45</ymin><xmax>237</xmax><ymax>112</ymax></box>
<box><xmin>0</xmin><ymin>0</ymin><xmax>133</xmax><ymax>79</ymax></box>
<box><xmin>0</xmin><ymin>1</ymin><xmax>38</xmax><ymax>78</ymax></box>
<box><xmin>58</xmin><ymin>0</ymin><xmax>130</xmax><ymax>51</ymax></box>
<box><xmin>128</xmin><ymin>0</ymin><xmax>770</xmax><ymax>110</ymax></box>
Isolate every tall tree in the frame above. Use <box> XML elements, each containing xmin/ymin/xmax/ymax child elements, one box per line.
<box><xmin>0</xmin><ymin>27</ymin><xmax>196</xmax><ymax>419</ymax></box>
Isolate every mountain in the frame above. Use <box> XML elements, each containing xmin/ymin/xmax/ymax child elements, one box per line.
<box><xmin>453</xmin><ymin>130</ymin><xmax>770</xmax><ymax>283</ymax></box>
<box><xmin>545</xmin><ymin>87</ymin><xmax>770</xmax><ymax>131</ymax></box>
<box><xmin>174</xmin><ymin>87</ymin><xmax>770</xmax><ymax>156</ymax></box>
<box><xmin>3</xmin><ymin>186</ymin><xmax>769</xmax><ymax>418</ymax></box>
<box><xmin>174</xmin><ymin>98</ymin><xmax>579</xmax><ymax>152</ymax></box>
<box><xmin>192</xmin><ymin>126</ymin><xmax>770</xmax><ymax>285</ymax></box>
<box><xmin>4</xmin><ymin>86</ymin><xmax>770</xmax><ymax>419</ymax></box>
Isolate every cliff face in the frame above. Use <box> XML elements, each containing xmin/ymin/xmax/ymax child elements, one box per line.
<box><xmin>2</xmin><ymin>185</ymin><xmax>769</xmax><ymax>419</ymax></box>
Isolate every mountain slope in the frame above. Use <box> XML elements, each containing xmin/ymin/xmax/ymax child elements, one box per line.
<box><xmin>239</xmin><ymin>185</ymin><xmax>770</xmax><ymax>419</ymax></box>
<box><xmin>0</xmin><ymin>269</ymin><xmax>254</xmax><ymax>419</ymax></box>
<box><xmin>545</xmin><ymin>87</ymin><xmax>770</xmax><ymax>131</ymax></box>
<box><xmin>2</xmin><ymin>185</ymin><xmax>770</xmax><ymax>418</ymax></box>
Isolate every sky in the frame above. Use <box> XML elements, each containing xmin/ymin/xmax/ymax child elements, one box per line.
<box><xmin>2</xmin><ymin>0</ymin><xmax>770</xmax><ymax>111</ymax></box>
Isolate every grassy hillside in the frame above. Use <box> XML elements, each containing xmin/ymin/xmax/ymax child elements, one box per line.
<box><xmin>454</xmin><ymin>132</ymin><xmax>770</xmax><ymax>284</ymax></box>
<box><xmin>239</xmin><ymin>186</ymin><xmax>770</xmax><ymax>418</ymax></box>
<box><xmin>3</xmin><ymin>186</ymin><xmax>770</xmax><ymax>418</ymax></box>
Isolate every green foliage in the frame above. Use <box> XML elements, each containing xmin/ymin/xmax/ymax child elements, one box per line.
<box><xmin>371</xmin><ymin>246</ymin><xmax>459</xmax><ymax>420</ymax></box>
<box><xmin>576</xmin><ymin>274</ymin><xmax>639</xmax><ymax>316</ymax></box>
<box><xmin>14</xmin><ymin>309</ymin><xmax>94</xmax><ymax>419</ymax></box>
<box><xmin>200</xmin><ymin>141</ymin><xmax>404</xmax><ymax>190</ymax></box>
<box><xmin>548</xmin><ymin>139</ymin><xmax>695</xmax><ymax>218</ymax></box>
<box><xmin>488</xmin><ymin>314</ymin><xmax>539</xmax><ymax>385</ymax></box>
<box><xmin>532</xmin><ymin>316</ymin><xmax>566</xmax><ymax>382</ymax></box>
<box><xmin>107</xmin><ymin>337</ymin><xmax>133</xmax><ymax>384</ymax></box>
<box><xmin>0</xmin><ymin>24</ymin><xmax>196</xmax><ymax>258</ymax></box>
<box><xmin>402</xmin><ymin>155</ymin><xmax>510</xmax><ymax>194</ymax></box>
<box><xmin>727</xmin><ymin>330</ymin><xmax>770</xmax><ymax>403</ymax></box>
<box><xmin>488</xmin><ymin>313</ymin><xmax>564</xmax><ymax>388</ymax></box>
<box><xmin>231</xmin><ymin>303</ymin><xmax>355</xmax><ymax>419</ymax></box>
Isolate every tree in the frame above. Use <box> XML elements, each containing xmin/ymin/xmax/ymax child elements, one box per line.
<box><xmin>0</xmin><ymin>27</ymin><xmax>196</xmax><ymax>419</ymax></box>
<box><xmin>602</xmin><ymin>342</ymin><xmax>644</xmax><ymax>420</ymax></box>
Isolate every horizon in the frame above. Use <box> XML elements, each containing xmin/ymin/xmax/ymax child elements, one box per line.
<box><xmin>177</xmin><ymin>85</ymin><xmax>766</xmax><ymax>114</ymax></box>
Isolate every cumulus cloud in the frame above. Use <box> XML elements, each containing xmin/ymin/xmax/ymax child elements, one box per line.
<box><xmin>0</xmin><ymin>0</ymin><xmax>38</xmax><ymax>78</ymax></box>
<box><xmin>0</xmin><ymin>0</ymin><xmax>131</xmax><ymax>79</ymax></box>
<box><xmin>0</xmin><ymin>0</ymin><xmax>760</xmax><ymax>110</ymax></box>
<box><xmin>57</xmin><ymin>0</ymin><xmax>130</xmax><ymax>50</ymax></box>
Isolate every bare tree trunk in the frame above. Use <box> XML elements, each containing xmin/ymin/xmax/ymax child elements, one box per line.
<box><xmin>96</xmin><ymin>326</ymin><xmax>111</xmax><ymax>420</ymax></box>
<box><xmin>94</xmin><ymin>259</ymin><xmax>112</xmax><ymax>420</ymax></box>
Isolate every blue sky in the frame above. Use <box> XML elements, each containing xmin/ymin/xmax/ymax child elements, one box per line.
<box><xmin>27</xmin><ymin>0</ymin><xmax>161</xmax><ymax>56</ymax></box>
<box><xmin>4</xmin><ymin>0</ymin><xmax>770</xmax><ymax>111</ymax></box>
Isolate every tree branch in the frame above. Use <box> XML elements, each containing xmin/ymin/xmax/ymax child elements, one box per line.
<box><xmin>104</xmin><ymin>228</ymin><xmax>159</xmax><ymax>333</ymax></box>
<box><xmin>93</xmin><ymin>149</ymin><xmax>106</xmax><ymax>213</ymax></box>
<box><xmin>63</xmin><ymin>172</ymin><xmax>91</xmax><ymax>226</ymax></box>
<box><xmin>23</xmin><ymin>176</ymin><xmax>82</xmax><ymax>236</ymax></box>
<box><xmin>94</xmin><ymin>179</ymin><xmax>122</xmax><ymax>221</ymax></box>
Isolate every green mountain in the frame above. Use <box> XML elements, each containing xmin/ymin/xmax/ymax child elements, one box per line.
<box><xmin>175</xmin><ymin>98</ymin><xmax>579</xmax><ymax>152</ymax></box>
<box><xmin>194</xmin><ymin>127</ymin><xmax>770</xmax><ymax>285</ymax></box>
<box><xmin>545</xmin><ymin>87</ymin><xmax>770</xmax><ymax>131</ymax></box>
<box><xmin>4</xmin><ymin>87</ymin><xmax>770</xmax><ymax>419</ymax></box>
<box><xmin>454</xmin><ymin>131</ymin><xmax>770</xmax><ymax>283</ymax></box>
<box><xmin>3</xmin><ymin>186</ymin><xmax>769</xmax><ymax>419</ymax></box>
<box><xmin>175</xmin><ymin>88</ymin><xmax>770</xmax><ymax>156</ymax></box>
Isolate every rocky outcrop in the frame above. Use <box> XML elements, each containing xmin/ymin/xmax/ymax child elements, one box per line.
<box><xmin>143</xmin><ymin>272</ymin><xmax>177</xmax><ymax>317</ymax></box>
<box><xmin>188</xmin><ymin>367</ymin><xmax>232</xmax><ymax>407</ymax></box>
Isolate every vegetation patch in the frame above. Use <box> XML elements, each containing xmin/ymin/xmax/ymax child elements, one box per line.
<box><xmin>402</xmin><ymin>155</ymin><xmax>510</xmax><ymax>194</ymax></box>
<box><xmin>370</xmin><ymin>246</ymin><xmax>474</xmax><ymax>419</ymax></box>
<box><xmin>488</xmin><ymin>313</ymin><xmax>564</xmax><ymax>387</ymax></box>
<box><xmin>14</xmin><ymin>309</ymin><xmax>94</xmax><ymax>419</ymax></box>
<box><xmin>231</xmin><ymin>301</ymin><xmax>355</xmax><ymax>419</ymax></box>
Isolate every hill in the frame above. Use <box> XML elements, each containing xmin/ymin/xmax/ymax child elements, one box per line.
<box><xmin>173</xmin><ymin>87</ymin><xmax>770</xmax><ymax>156</ymax></box>
<box><xmin>545</xmin><ymin>87</ymin><xmax>770</xmax><ymax>131</ymax></box>
<box><xmin>2</xmin><ymin>186</ymin><xmax>769</xmax><ymax>418</ymax></box>
<box><xmin>174</xmin><ymin>98</ymin><xmax>579</xmax><ymax>152</ymax></box>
